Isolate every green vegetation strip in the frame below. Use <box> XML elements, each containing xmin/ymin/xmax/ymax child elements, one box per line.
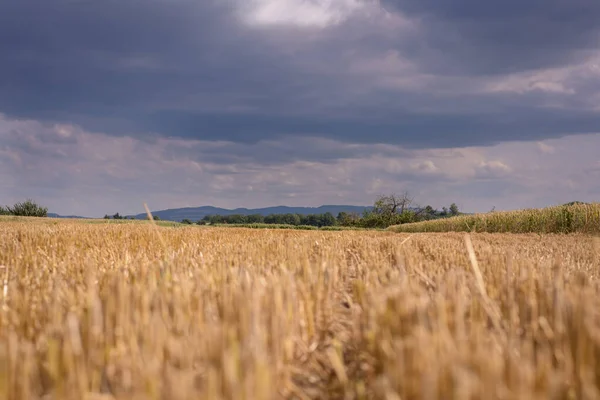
<box><xmin>387</xmin><ymin>203</ymin><xmax>600</xmax><ymax>234</ymax></box>
<box><xmin>211</xmin><ymin>223</ymin><xmax>375</xmax><ymax>231</ymax></box>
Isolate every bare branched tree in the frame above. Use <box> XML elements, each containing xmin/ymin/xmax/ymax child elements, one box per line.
<box><xmin>374</xmin><ymin>191</ymin><xmax>414</xmax><ymax>215</ymax></box>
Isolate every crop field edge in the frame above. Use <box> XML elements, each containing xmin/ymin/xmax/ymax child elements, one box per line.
<box><xmin>388</xmin><ymin>202</ymin><xmax>600</xmax><ymax>234</ymax></box>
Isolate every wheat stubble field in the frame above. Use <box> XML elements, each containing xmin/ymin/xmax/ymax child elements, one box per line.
<box><xmin>1</xmin><ymin>218</ymin><xmax>600</xmax><ymax>400</ymax></box>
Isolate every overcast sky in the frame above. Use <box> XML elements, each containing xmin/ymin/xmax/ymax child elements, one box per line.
<box><xmin>1</xmin><ymin>0</ymin><xmax>599</xmax><ymax>217</ymax></box>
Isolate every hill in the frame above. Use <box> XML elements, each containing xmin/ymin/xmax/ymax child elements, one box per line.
<box><xmin>47</xmin><ymin>213</ymin><xmax>87</xmax><ymax>219</ymax></box>
<box><xmin>128</xmin><ymin>205</ymin><xmax>372</xmax><ymax>222</ymax></box>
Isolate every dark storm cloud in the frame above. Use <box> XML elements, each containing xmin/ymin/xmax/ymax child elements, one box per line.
<box><xmin>160</xmin><ymin>136</ymin><xmax>413</xmax><ymax>167</ymax></box>
<box><xmin>0</xmin><ymin>1</ymin><xmax>271</xmax><ymax>115</ymax></box>
<box><xmin>146</xmin><ymin>107</ymin><xmax>600</xmax><ymax>148</ymax></box>
<box><xmin>382</xmin><ymin>0</ymin><xmax>600</xmax><ymax>74</ymax></box>
<box><xmin>0</xmin><ymin>0</ymin><xmax>599</xmax><ymax>152</ymax></box>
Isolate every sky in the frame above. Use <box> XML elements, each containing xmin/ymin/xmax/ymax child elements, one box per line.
<box><xmin>1</xmin><ymin>0</ymin><xmax>599</xmax><ymax>217</ymax></box>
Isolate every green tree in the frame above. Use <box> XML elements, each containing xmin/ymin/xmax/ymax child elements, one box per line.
<box><xmin>449</xmin><ymin>203</ymin><xmax>459</xmax><ymax>216</ymax></box>
<box><xmin>360</xmin><ymin>192</ymin><xmax>417</xmax><ymax>228</ymax></box>
<box><xmin>301</xmin><ymin>214</ymin><xmax>321</xmax><ymax>227</ymax></box>
<box><xmin>321</xmin><ymin>212</ymin><xmax>337</xmax><ymax>227</ymax></box>
<box><xmin>0</xmin><ymin>206</ymin><xmax>9</xmax><ymax>216</ymax></box>
<box><xmin>246</xmin><ymin>214</ymin><xmax>265</xmax><ymax>224</ymax></box>
<box><xmin>280</xmin><ymin>213</ymin><xmax>301</xmax><ymax>225</ymax></box>
<box><xmin>264</xmin><ymin>214</ymin><xmax>281</xmax><ymax>224</ymax></box>
<box><xmin>209</xmin><ymin>215</ymin><xmax>224</xmax><ymax>224</ymax></box>
<box><xmin>227</xmin><ymin>214</ymin><xmax>247</xmax><ymax>224</ymax></box>
<box><xmin>181</xmin><ymin>219</ymin><xmax>193</xmax><ymax>224</ymax></box>
<box><xmin>337</xmin><ymin>211</ymin><xmax>360</xmax><ymax>226</ymax></box>
<box><xmin>6</xmin><ymin>199</ymin><xmax>48</xmax><ymax>217</ymax></box>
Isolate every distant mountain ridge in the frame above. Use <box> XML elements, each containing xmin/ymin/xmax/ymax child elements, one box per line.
<box><xmin>47</xmin><ymin>213</ymin><xmax>86</xmax><ymax>219</ymax></box>
<box><xmin>129</xmin><ymin>205</ymin><xmax>372</xmax><ymax>222</ymax></box>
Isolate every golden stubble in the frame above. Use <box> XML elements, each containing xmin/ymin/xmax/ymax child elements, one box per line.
<box><xmin>0</xmin><ymin>218</ymin><xmax>599</xmax><ymax>399</ymax></box>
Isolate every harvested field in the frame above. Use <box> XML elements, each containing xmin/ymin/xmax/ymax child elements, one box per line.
<box><xmin>1</xmin><ymin>218</ymin><xmax>600</xmax><ymax>399</ymax></box>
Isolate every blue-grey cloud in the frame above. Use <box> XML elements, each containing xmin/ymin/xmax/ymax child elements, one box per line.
<box><xmin>382</xmin><ymin>0</ymin><xmax>600</xmax><ymax>74</ymax></box>
<box><xmin>1</xmin><ymin>0</ymin><xmax>600</xmax><ymax>153</ymax></box>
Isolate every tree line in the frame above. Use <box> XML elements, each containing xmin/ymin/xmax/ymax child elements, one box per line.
<box><xmin>103</xmin><ymin>213</ymin><xmax>161</xmax><ymax>221</ymax></box>
<box><xmin>197</xmin><ymin>212</ymin><xmax>338</xmax><ymax>227</ymax></box>
<box><xmin>1</xmin><ymin>192</ymin><xmax>462</xmax><ymax>229</ymax></box>
<box><xmin>350</xmin><ymin>192</ymin><xmax>460</xmax><ymax>228</ymax></box>
<box><xmin>194</xmin><ymin>193</ymin><xmax>461</xmax><ymax>228</ymax></box>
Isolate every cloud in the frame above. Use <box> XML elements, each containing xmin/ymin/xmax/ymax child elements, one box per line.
<box><xmin>1</xmin><ymin>0</ymin><xmax>600</xmax><ymax>151</ymax></box>
<box><xmin>475</xmin><ymin>160</ymin><xmax>512</xmax><ymax>179</ymax></box>
<box><xmin>2</xmin><ymin>114</ymin><xmax>599</xmax><ymax>217</ymax></box>
<box><xmin>537</xmin><ymin>141</ymin><xmax>555</xmax><ymax>154</ymax></box>
<box><xmin>239</xmin><ymin>0</ymin><xmax>370</xmax><ymax>28</ymax></box>
<box><xmin>410</xmin><ymin>160</ymin><xmax>439</xmax><ymax>174</ymax></box>
<box><xmin>381</xmin><ymin>0</ymin><xmax>600</xmax><ymax>75</ymax></box>
<box><xmin>1</xmin><ymin>0</ymin><xmax>600</xmax><ymax>215</ymax></box>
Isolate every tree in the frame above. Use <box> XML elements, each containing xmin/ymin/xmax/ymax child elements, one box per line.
<box><xmin>449</xmin><ymin>203</ymin><xmax>459</xmax><ymax>216</ymax></box>
<box><xmin>246</xmin><ymin>214</ymin><xmax>265</xmax><ymax>224</ymax></box>
<box><xmin>321</xmin><ymin>212</ymin><xmax>337</xmax><ymax>227</ymax></box>
<box><xmin>227</xmin><ymin>214</ymin><xmax>247</xmax><ymax>224</ymax></box>
<box><xmin>6</xmin><ymin>199</ymin><xmax>48</xmax><ymax>217</ymax></box>
<box><xmin>181</xmin><ymin>219</ymin><xmax>193</xmax><ymax>224</ymax></box>
<box><xmin>358</xmin><ymin>192</ymin><xmax>418</xmax><ymax>228</ymax></box>
<box><xmin>564</xmin><ymin>201</ymin><xmax>586</xmax><ymax>206</ymax></box>
<box><xmin>280</xmin><ymin>213</ymin><xmax>301</xmax><ymax>226</ymax></box>
<box><xmin>374</xmin><ymin>191</ymin><xmax>413</xmax><ymax>215</ymax></box>
<box><xmin>337</xmin><ymin>211</ymin><xmax>361</xmax><ymax>226</ymax></box>
<box><xmin>0</xmin><ymin>206</ymin><xmax>9</xmax><ymax>216</ymax></box>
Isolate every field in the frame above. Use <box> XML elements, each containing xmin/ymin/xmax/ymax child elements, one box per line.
<box><xmin>1</xmin><ymin>217</ymin><xmax>600</xmax><ymax>399</ymax></box>
<box><xmin>389</xmin><ymin>203</ymin><xmax>600</xmax><ymax>234</ymax></box>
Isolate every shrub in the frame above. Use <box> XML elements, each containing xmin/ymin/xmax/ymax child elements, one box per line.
<box><xmin>5</xmin><ymin>199</ymin><xmax>48</xmax><ymax>217</ymax></box>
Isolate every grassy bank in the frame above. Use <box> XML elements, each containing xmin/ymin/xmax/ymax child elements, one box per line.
<box><xmin>388</xmin><ymin>202</ymin><xmax>600</xmax><ymax>234</ymax></box>
<box><xmin>0</xmin><ymin>215</ymin><xmax>185</xmax><ymax>228</ymax></box>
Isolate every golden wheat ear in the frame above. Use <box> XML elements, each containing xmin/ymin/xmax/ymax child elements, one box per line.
<box><xmin>143</xmin><ymin>202</ymin><xmax>166</xmax><ymax>247</ymax></box>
